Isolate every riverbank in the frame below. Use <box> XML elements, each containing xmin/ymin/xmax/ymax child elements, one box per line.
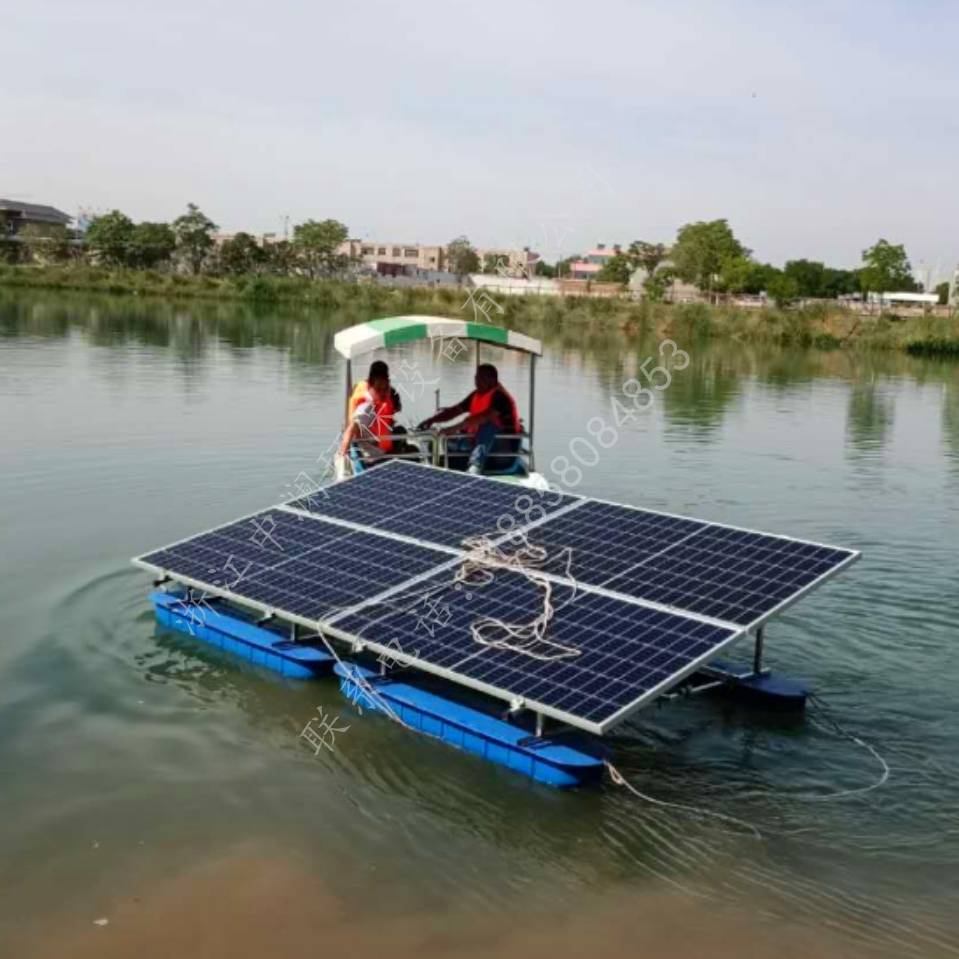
<box><xmin>2</xmin><ymin>263</ymin><xmax>957</xmax><ymax>355</ymax></box>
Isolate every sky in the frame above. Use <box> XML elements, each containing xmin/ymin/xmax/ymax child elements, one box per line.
<box><xmin>2</xmin><ymin>0</ymin><xmax>957</xmax><ymax>277</ymax></box>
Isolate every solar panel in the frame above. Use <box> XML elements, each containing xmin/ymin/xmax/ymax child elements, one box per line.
<box><xmin>136</xmin><ymin>509</ymin><xmax>454</xmax><ymax>624</ymax></box>
<box><xmin>135</xmin><ymin>461</ymin><xmax>859</xmax><ymax>735</ymax></box>
<box><xmin>499</xmin><ymin>499</ymin><xmax>857</xmax><ymax>628</ymax></box>
<box><xmin>326</xmin><ymin>566</ymin><xmax>743</xmax><ymax>733</ymax></box>
<box><xmin>284</xmin><ymin>459</ymin><xmax>580</xmax><ymax>548</ymax></box>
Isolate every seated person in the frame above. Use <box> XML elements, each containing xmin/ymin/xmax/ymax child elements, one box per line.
<box><xmin>417</xmin><ymin>364</ymin><xmax>521</xmax><ymax>474</ymax></box>
<box><xmin>340</xmin><ymin>369</ymin><xmax>395</xmax><ymax>467</ymax></box>
<box><xmin>346</xmin><ymin>360</ymin><xmax>416</xmax><ymax>461</ymax></box>
<box><xmin>349</xmin><ymin>360</ymin><xmax>403</xmax><ymax>426</ymax></box>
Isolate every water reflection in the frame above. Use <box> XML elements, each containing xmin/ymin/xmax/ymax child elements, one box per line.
<box><xmin>846</xmin><ymin>384</ymin><xmax>895</xmax><ymax>454</ymax></box>
<box><xmin>4</xmin><ymin>288</ymin><xmax>959</xmax><ymax>456</ymax></box>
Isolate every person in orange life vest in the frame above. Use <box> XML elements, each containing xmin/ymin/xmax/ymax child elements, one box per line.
<box><xmin>417</xmin><ymin>364</ymin><xmax>520</xmax><ymax>474</ymax></box>
<box><xmin>348</xmin><ymin>360</ymin><xmax>403</xmax><ymax>438</ymax></box>
<box><xmin>339</xmin><ymin>369</ymin><xmax>395</xmax><ymax>465</ymax></box>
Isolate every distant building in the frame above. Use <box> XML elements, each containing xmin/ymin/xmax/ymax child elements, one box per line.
<box><xmin>868</xmin><ymin>292</ymin><xmax>939</xmax><ymax>308</ymax></box>
<box><xmin>569</xmin><ymin>243</ymin><xmax>620</xmax><ymax>280</ymax></box>
<box><xmin>339</xmin><ymin>240</ymin><xmax>541</xmax><ymax>278</ymax></box>
<box><xmin>340</xmin><ymin>240</ymin><xmax>448</xmax><ymax>274</ymax></box>
<box><xmin>0</xmin><ymin>198</ymin><xmax>72</xmax><ymax>237</ymax></box>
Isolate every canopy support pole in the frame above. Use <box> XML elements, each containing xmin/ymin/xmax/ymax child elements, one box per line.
<box><xmin>344</xmin><ymin>359</ymin><xmax>352</xmax><ymax>420</ymax></box>
<box><xmin>528</xmin><ymin>355</ymin><xmax>537</xmax><ymax>472</ymax></box>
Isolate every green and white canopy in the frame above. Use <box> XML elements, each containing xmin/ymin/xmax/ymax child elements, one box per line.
<box><xmin>333</xmin><ymin>315</ymin><xmax>542</xmax><ymax>360</ymax></box>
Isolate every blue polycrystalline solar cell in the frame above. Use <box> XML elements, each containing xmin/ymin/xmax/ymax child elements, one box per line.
<box><xmin>515</xmin><ymin>501</ymin><xmax>855</xmax><ymax>627</ymax></box>
<box><xmin>138</xmin><ymin>510</ymin><xmax>452</xmax><ymax>623</ymax></box>
<box><xmin>287</xmin><ymin>460</ymin><xmax>579</xmax><ymax>548</ymax></box>
<box><xmin>332</xmin><ymin>567</ymin><xmax>740</xmax><ymax>728</ymax></box>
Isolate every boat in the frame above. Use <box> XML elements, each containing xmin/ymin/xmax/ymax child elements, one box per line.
<box><xmin>332</xmin><ymin>315</ymin><xmax>549</xmax><ymax>488</ymax></box>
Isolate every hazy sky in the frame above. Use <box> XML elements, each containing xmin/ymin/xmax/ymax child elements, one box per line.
<box><xmin>3</xmin><ymin>0</ymin><xmax>957</xmax><ymax>276</ymax></box>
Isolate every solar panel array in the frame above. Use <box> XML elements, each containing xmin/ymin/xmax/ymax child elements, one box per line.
<box><xmin>135</xmin><ymin>460</ymin><xmax>859</xmax><ymax>734</ymax></box>
<box><xmin>330</xmin><ymin>568</ymin><xmax>739</xmax><ymax>728</ymax></box>
<box><xmin>285</xmin><ymin>461</ymin><xmax>579</xmax><ymax>548</ymax></box>
<box><xmin>497</xmin><ymin>500</ymin><xmax>855</xmax><ymax>628</ymax></box>
<box><xmin>138</xmin><ymin>508</ymin><xmax>453</xmax><ymax>624</ymax></box>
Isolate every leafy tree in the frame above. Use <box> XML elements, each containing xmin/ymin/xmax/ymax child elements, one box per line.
<box><xmin>130</xmin><ymin>222</ymin><xmax>176</xmax><ymax>270</ymax></box>
<box><xmin>671</xmin><ymin>219</ymin><xmax>749</xmax><ymax>293</ymax></box>
<box><xmin>784</xmin><ymin>259</ymin><xmax>826</xmax><ymax>298</ymax></box>
<box><xmin>935</xmin><ymin>282</ymin><xmax>950</xmax><ymax>306</ymax></box>
<box><xmin>262</xmin><ymin>240</ymin><xmax>297</xmax><ymax>277</ymax></box>
<box><xmin>172</xmin><ymin>203</ymin><xmax>218</xmax><ymax>274</ymax></box>
<box><xmin>448</xmin><ymin>236</ymin><xmax>480</xmax><ymax>276</ymax></box>
<box><xmin>627</xmin><ymin>240</ymin><xmax>669</xmax><ymax>277</ymax></box>
<box><xmin>22</xmin><ymin>224</ymin><xmax>71</xmax><ymax>264</ymax></box>
<box><xmin>717</xmin><ymin>256</ymin><xmax>753</xmax><ymax>295</ymax></box>
<box><xmin>821</xmin><ymin>267</ymin><xmax>860</xmax><ymax>299</ymax></box>
<box><xmin>533</xmin><ymin>260</ymin><xmax>556</xmax><ymax>278</ymax></box>
<box><xmin>643</xmin><ymin>265</ymin><xmax>675</xmax><ymax>302</ymax></box>
<box><xmin>766</xmin><ymin>271</ymin><xmax>800</xmax><ymax>308</ymax></box>
<box><xmin>481</xmin><ymin>252</ymin><xmax>500</xmax><ymax>275</ymax></box>
<box><xmin>292</xmin><ymin>219</ymin><xmax>349</xmax><ymax>278</ymax></box>
<box><xmin>743</xmin><ymin>261</ymin><xmax>777</xmax><ymax>295</ymax></box>
<box><xmin>860</xmin><ymin>239</ymin><xmax>916</xmax><ymax>297</ymax></box>
<box><xmin>218</xmin><ymin>232</ymin><xmax>265</xmax><ymax>275</ymax></box>
<box><xmin>84</xmin><ymin>210</ymin><xmax>136</xmax><ymax>267</ymax></box>
<box><xmin>597</xmin><ymin>252</ymin><xmax>633</xmax><ymax>286</ymax></box>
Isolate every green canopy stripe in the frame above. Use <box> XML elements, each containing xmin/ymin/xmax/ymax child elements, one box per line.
<box><xmin>333</xmin><ymin>316</ymin><xmax>541</xmax><ymax>359</ymax></box>
<box><xmin>382</xmin><ymin>323</ymin><xmax>428</xmax><ymax>348</ymax></box>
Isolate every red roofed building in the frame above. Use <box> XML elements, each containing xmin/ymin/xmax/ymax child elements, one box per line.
<box><xmin>569</xmin><ymin>243</ymin><xmax>619</xmax><ymax>280</ymax></box>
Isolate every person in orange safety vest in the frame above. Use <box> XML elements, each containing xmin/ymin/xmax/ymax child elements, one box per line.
<box><xmin>347</xmin><ymin>360</ymin><xmax>400</xmax><ymax>453</ymax></box>
<box><xmin>340</xmin><ymin>367</ymin><xmax>395</xmax><ymax>462</ymax></box>
<box><xmin>417</xmin><ymin>364</ymin><xmax>520</xmax><ymax>474</ymax></box>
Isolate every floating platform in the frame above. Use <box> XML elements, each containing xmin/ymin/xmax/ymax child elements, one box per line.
<box><xmin>148</xmin><ymin>590</ymin><xmax>805</xmax><ymax>788</ymax></box>
<box><xmin>335</xmin><ymin>662</ymin><xmax>606</xmax><ymax>788</ymax></box>
<box><xmin>150</xmin><ymin>590</ymin><xmax>335</xmax><ymax>679</ymax></box>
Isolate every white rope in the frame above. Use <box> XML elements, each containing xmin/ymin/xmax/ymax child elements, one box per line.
<box><xmin>805</xmin><ymin>694</ymin><xmax>891</xmax><ymax>801</ymax></box>
<box><xmin>312</xmin><ymin>629</ymin><xmax>412</xmax><ymax>731</ymax></box>
<box><xmin>605</xmin><ymin>760</ymin><xmax>764</xmax><ymax>841</ymax></box>
<box><xmin>456</xmin><ymin>534</ymin><xmax>583</xmax><ymax>662</ymax></box>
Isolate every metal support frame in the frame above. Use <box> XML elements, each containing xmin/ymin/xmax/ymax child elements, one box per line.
<box><xmin>535</xmin><ymin>713</ymin><xmax>545</xmax><ymax>737</ymax></box>
<box><xmin>753</xmin><ymin>626</ymin><xmax>766</xmax><ymax>675</ymax></box>
<box><xmin>344</xmin><ymin>359</ymin><xmax>352</xmax><ymax>421</ymax></box>
<box><xmin>290</xmin><ymin>622</ymin><xmax>300</xmax><ymax>642</ymax></box>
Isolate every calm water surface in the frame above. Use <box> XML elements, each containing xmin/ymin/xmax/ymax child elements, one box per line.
<box><xmin>1</xmin><ymin>290</ymin><xmax>958</xmax><ymax>958</ymax></box>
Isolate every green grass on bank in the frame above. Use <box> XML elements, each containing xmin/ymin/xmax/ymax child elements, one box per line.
<box><xmin>2</xmin><ymin>263</ymin><xmax>958</xmax><ymax>356</ymax></box>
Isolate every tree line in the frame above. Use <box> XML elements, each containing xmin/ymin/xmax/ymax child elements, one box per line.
<box><xmin>580</xmin><ymin>220</ymin><xmax>947</xmax><ymax>305</ymax></box>
<box><xmin>2</xmin><ymin>204</ymin><xmax>351</xmax><ymax>279</ymax></box>
<box><xmin>4</xmin><ymin>206</ymin><xmax>952</xmax><ymax>307</ymax></box>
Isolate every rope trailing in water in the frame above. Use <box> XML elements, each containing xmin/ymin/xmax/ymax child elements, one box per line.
<box><xmin>805</xmin><ymin>692</ymin><xmax>891</xmax><ymax>801</ymax></box>
<box><xmin>605</xmin><ymin>760</ymin><xmax>765</xmax><ymax>841</ymax></box>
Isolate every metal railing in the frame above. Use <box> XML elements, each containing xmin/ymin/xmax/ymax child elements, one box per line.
<box><xmin>353</xmin><ymin>429</ymin><xmax>533</xmax><ymax>473</ymax></box>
